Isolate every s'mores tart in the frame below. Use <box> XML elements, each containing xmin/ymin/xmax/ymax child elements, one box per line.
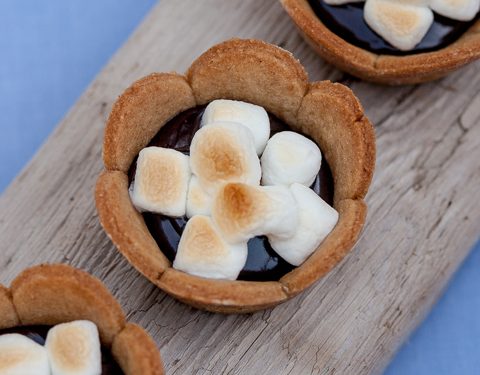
<box><xmin>0</xmin><ymin>264</ymin><xmax>164</xmax><ymax>375</ymax></box>
<box><xmin>96</xmin><ymin>39</ymin><xmax>376</xmax><ymax>313</ymax></box>
<box><xmin>281</xmin><ymin>0</ymin><xmax>480</xmax><ymax>84</ymax></box>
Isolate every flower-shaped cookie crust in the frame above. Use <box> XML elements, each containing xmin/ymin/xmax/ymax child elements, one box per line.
<box><xmin>0</xmin><ymin>264</ymin><xmax>164</xmax><ymax>375</ymax></box>
<box><xmin>281</xmin><ymin>0</ymin><xmax>480</xmax><ymax>84</ymax></box>
<box><xmin>96</xmin><ymin>39</ymin><xmax>376</xmax><ymax>313</ymax></box>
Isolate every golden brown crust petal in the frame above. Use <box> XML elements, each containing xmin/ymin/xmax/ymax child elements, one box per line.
<box><xmin>0</xmin><ymin>285</ymin><xmax>19</xmax><ymax>329</ymax></box>
<box><xmin>187</xmin><ymin>38</ymin><xmax>308</xmax><ymax>125</ymax></box>
<box><xmin>281</xmin><ymin>0</ymin><xmax>480</xmax><ymax>84</ymax></box>
<box><xmin>281</xmin><ymin>199</ymin><xmax>366</xmax><ymax>295</ymax></box>
<box><xmin>103</xmin><ymin>73</ymin><xmax>196</xmax><ymax>172</ymax></box>
<box><xmin>375</xmin><ymin>33</ymin><xmax>480</xmax><ymax>82</ymax></box>
<box><xmin>10</xmin><ymin>264</ymin><xmax>125</xmax><ymax>345</ymax></box>
<box><xmin>95</xmin><ymin>170</ymin><xmax>170</xmax><ymax>280</ymax></box>
<box><xmin>296</xmin><ymin>81</ymin><xmax>375</xmax><ymax>204</ymax></box>
<box><xmin>112</xmin><ymin>323</ymin><xmax>165</xmax><ymax>375</ymax></box>
<box><xmin>157</xmin><ymin>269</ymin><xmax>288</xmax><ymax>313</ymax></box>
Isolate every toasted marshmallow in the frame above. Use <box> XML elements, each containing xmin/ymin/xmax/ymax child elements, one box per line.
<box><xmin>173</xmin><ymin>215</ymin><xmax>248</xmax><ymax>280</ymax></box>
<box><xmin>269</xmin><ymin>183</ymin><xmax>338</xmax><ymax>266</ymax></box>
<box><xmin>130</xmin><ymin>147</ymin><xmax>190</xmax><ymax>217</ymax></box>
<box><xmin>46</xmin><ymin>320</ymin><xmax>101</xmax><ymax>375</ymax></box>
<box><xmin>212</xmin><ymin>183</ymin><xmax>298</xmax><ymax>243</ymax></box>
<box><xmin>261</xmin><ymin>131</ymin><xmax>322</xmax><ymax>187</ymax></box>
<box><xmin>430</xmin><ymin>0</ymin><xmax>479</xmax><ymax>21</ymax></box>
<box><xmin>364</xmin><ymin>0</ymin><xmax>434</xmax><ymax>51</ymax></box>
<box><xmin>186</xmin><ymin>176</ymin><xmax>213</xmax><ymax>218</ymax></box>
<box><xmin>201</xmin><ymin>100</ymin><xmax>270</xmax><ymax>155</ymax></box>
<box><xmin>190</xmin><ymin>122</ymin><xmax>261</xmax><ymax>194</ymax></box>
<box><xmin>0</xmin><ymin>334</ymin><xmax>50</xmax><ymax>375</ymax></box>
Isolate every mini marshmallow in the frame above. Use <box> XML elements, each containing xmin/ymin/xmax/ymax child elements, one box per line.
<box><xmin>186</xmin><ymin>176</ymin><xmax>213</xmax><ymax>218</ymax></box>
<box><xmin>212</xmin><ymin>183</ymin><xmax>299</xmax><ymax>244</ymax></box>
<box><xmin>261</xmin><ymin>131</ymin><xmax>322</xmax><ymax>187</ymax></box>
<box><xmin>190</xmin><ymin>122</ymin><xmax>261</xmax><ymax>194</ymax></box>
<box><xmin>0</xmin><ymin>334</ymin><xmax>50</xmax><ymax>375</ymax></box>
<box><xmin>430</xmin><ymin>0</ymin><xmax>480</xmax><ymax>21</ymax></box>
<box><xmin>201</xmin><ymin>99</ymin><xmax>270</xmax><ymax>155</ymax></box>
<box><xmin>269</xmin><ymin>183</ymin><xmax>339</xmax><ymax>266</ymax></box>
<box><xmin>173</xmin><ymin>215</ymin><xmax>248</xmax><ymax>280</ymax></box>
<box><xmin>130</xmin><ymin>147</ymin><xmax>190</xmax><ymax>217</ymax></box>
<box><xmin>364</xmin><ymin>0</ymin><xmax>434</xmax><ymax>51</ymax></box>
<box><xmin>46</xmin><ymin>320</ymin><xmax>101</xmax><ymax>375</ymax></box>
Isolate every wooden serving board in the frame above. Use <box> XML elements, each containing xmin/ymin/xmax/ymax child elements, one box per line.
<box><xmin>1</xmin><ymin>0</ymin><xmax>479</xmax><ymax>374</ymax></box>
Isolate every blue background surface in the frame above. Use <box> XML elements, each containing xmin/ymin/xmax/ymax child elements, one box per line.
<box><xmin>0</xmin><ymin>1</ymin><xmax>478</xmax><ymax>373</ymax></box>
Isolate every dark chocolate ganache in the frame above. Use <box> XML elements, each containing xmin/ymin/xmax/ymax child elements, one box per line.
<box><xmin>0</xmin><ymin>325</ymin><xmax>123</xmax><ymax>374</ymax></box>
<box><xmin>308</xmin><ymin>0</ymin><xmax>479</xmax><ymax>55</ymax></box>
<box><xmin>128</xmin><ymin>105</ymin><xmax>334</xmax><ymax>281</ymax></box>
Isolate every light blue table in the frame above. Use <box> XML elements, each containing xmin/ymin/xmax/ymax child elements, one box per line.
<box><xmin>0</xmin><ymin>1</ymin><xmax>478</xmax><ymax>373</ymax></box>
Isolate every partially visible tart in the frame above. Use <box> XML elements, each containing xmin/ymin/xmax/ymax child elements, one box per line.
<box><xmin>0</xmin><ymin>264</ymin><xmax>164</xmax><ymax>375</ymax></box>
<box><xmin>281</xmin><ymin>0</ymin><xmax>480</xmax><ymax>84</ymax></box>
<box><xmin>96</xmin><ymin>38</ymin><xmax>376</xmax><ymax>313</ymax></box>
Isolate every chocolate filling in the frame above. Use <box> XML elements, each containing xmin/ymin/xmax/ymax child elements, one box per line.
<box><xmin>128</xmin><ymin>105</ymin><xmax>334</xmax><ymax>281</ymax></box>
<box><xmin>0</xmin><ymin>325</ymin><xmax>123</xmax><ymax>374</ymax></box>
<box><xmin>308</xmin><ymin>0</ymin><xmax>479</xmax><ymax>55</ymax></box>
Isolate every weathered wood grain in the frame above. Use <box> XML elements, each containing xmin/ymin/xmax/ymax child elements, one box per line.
<box><xmin>1</xmin><ymin>1</ymin><xmax>479</xmax><ymax>374</ymax></box>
